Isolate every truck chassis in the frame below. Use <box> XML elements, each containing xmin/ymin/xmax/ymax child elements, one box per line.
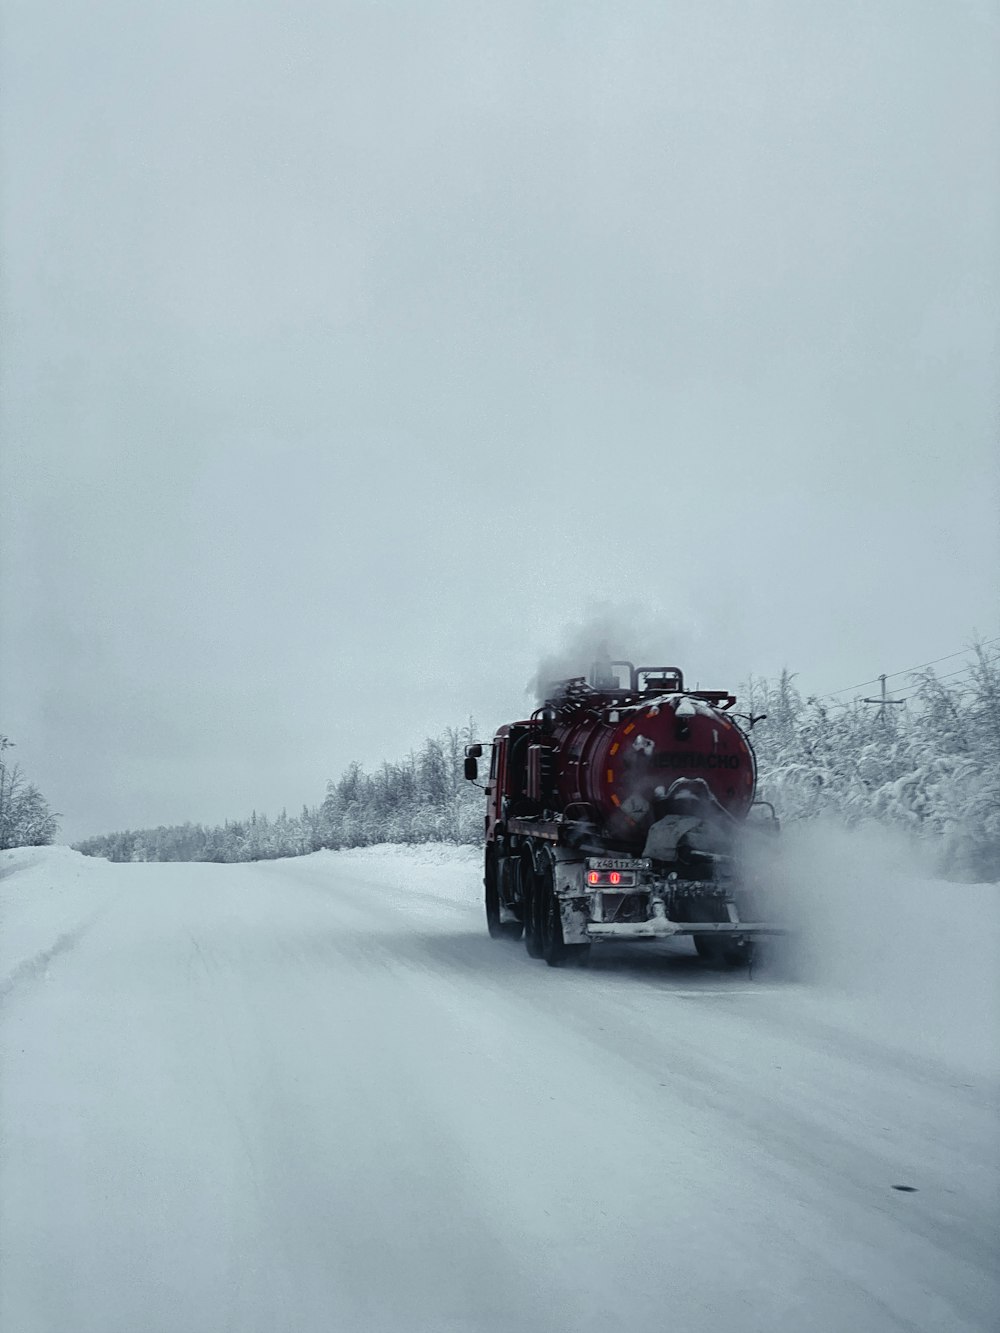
<box><xmin>488</xmin><ymin>816</ymin><xmax>780</xmax><ymax>968</ymax></box>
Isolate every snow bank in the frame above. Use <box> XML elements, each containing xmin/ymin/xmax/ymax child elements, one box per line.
<box><xmin>268</xmin><ymin>842</ymin><xmax>484</xmax><ymax>919</ymax></box>
<box><xmin>0</xmin><ymin>846</ymin><xmax>123</xmax><ymax>995</ymax></box>
<box><xmin>317</xmin><ymin>841</ymin><xmax>481</xmax><ymax>869</ymax></box>
<box><xmin>310</xmin><ymin>841</ymin><xmax>481</xmax><ymax>893</ymax></box>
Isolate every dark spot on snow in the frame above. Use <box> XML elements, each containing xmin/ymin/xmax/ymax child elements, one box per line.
<box><xmin>892</xmin><ymin>1185</ymin><xmax>918</xmax><ymax>1192</ymax></box>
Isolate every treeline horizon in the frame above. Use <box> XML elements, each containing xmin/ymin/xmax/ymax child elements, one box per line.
<box><xmin>72</xmin><ymin>645</ymin><xmax>1000</xmax><ymax>880</ymax></box>
<box><xmin>73</xmin><ymin>723</ymin><xmax>484</xmax><ymax>866</ymax></box>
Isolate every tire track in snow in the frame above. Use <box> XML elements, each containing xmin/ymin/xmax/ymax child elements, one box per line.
<box><xmin>0</xmin><ymin>900</ymin><xmax>117</xmax><ymax>1006</ymax></box>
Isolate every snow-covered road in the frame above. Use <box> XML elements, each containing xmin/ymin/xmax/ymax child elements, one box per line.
<box><xmin>1</xmin><ymin>844</ymin><xmax>997</xmax><ymax>1333</ymax></box>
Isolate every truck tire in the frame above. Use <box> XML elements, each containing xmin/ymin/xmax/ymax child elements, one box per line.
<box><xmin>522</xmin><ymin>859</ymin><xmax>544</xmax><ymax>958</ymax></box>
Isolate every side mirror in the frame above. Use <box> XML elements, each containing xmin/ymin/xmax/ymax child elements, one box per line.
<box><xmin>464</xmin><ymin>756</ymin><xmax>479</xmax><ymax>781</ymax></box>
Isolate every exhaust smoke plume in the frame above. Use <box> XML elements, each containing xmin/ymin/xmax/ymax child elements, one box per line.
<box><xmin>529</xmin><ymin>602</ymin><xmax>696</xmax><ymax>702</ymax></box>
<box><xmin>747</xmin><ymin>819</ymin><xmax>1000</xmax><ymax>1077</ymax></box>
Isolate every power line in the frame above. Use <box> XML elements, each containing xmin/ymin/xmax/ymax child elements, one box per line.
<box><xmin>882</xmin><ymin>638</ymin><xmax>1000</xmax><ymax>681</ymax></box>
<box><xmin>824</xmin><ymin>675</ymin><xmax>883</xmax><ymax>698</ymax></box>
<box><xmin>933</xmin><ymin>664</ymin><xmax>979</xmax><ymax>682</ymax></box>
<box><xmin>820</xmin><ymin>636</ymin><xmax>1000</xmax><ymax>701</ymax></box>
<box><xmin>893</xmin><ymin>664</ymin><xmax>982</xmax><ymax>702</ymax></box>
<box><xmin>900</xmin><ymin>664</ymin><xmax>977</xmax><ymax>689</ymax></box>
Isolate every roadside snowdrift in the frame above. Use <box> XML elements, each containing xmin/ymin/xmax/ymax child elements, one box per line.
<box><xmin>0</xmin><ymin>846</ymin><xmax>123</xmax><ymax>996</ymax></box>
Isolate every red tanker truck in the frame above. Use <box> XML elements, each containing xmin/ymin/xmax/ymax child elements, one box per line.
<box><xmin>464</xmin><ymin>659</ymin><xmax>781</xmax><ymax>967</ymax></box>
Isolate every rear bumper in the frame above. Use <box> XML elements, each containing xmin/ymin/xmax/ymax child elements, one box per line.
<box><xmin>585</xmin><ymin>920</ymin><xmax>784</xmax><ymax>940</ymax></box>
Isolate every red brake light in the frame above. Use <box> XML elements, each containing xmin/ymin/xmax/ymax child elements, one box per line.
<box><xmin>586</xmin><ymin>868</ymin><xmax>638</xmax><ymax>888</ymax></box>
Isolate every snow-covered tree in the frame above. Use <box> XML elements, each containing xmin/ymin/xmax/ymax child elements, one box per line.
<box><xmin>0</xmin><ymin>736</ymin><xmax>59</xmax><ymax>850</ymax></box>
<box><xmin>749</xmin><ymin>642</ymin><xmax>1000</xmax><ymax>879</ymax></box>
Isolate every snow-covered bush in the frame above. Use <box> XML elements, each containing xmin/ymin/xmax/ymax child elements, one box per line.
<box><xmin>748</xmin><ymin>643</ymin><xmax>1000</xmax><ymax>880</ymax></box>
<box><xmin>0</xmin><ymin>735</ymin><xmax>59</xmax><ymax>850</ymax></box>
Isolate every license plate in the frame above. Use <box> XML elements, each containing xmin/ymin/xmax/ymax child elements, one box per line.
<box><xmin>586</xmin><ymin>857</ymin><xmax>651</xmax><ymax>871</ymax></box>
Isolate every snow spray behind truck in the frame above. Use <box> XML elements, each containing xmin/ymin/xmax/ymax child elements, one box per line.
<box><xmin>465</xmin><ymin>660</ymin><xmax>781</xmax><ymax>967</ymax></box>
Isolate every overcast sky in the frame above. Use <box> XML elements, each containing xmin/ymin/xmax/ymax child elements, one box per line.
<box><xmin>2</xmin><ymin>0</ymin><xmax>998</xmax><ymax>842</ymax></box>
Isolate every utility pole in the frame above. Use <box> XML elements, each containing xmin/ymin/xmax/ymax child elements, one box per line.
<box><xmin>862</xmin><ymin>674</ymin><xmax>905</xmax><ymax>724</ymax></box>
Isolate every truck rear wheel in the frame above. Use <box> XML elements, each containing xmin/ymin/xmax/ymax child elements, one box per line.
<box><xmin>522</xmin><ymin>859</ymin><xmax>544</xmax><ymax>958</ymax></box>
